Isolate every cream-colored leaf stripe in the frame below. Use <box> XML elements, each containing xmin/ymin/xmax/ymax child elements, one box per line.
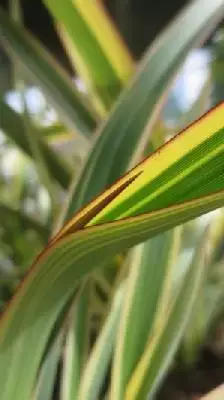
<box><xmin>90</xmin><ymin>102</ymin><xmax>224</xmax><ymax>224</ymax></box>
<box><xmin>0</xmin><ymin>103</ymin><xmax>224</xmax><ymax>400</ymax></box>
<box><xmin>1</xmin><ymin>189</ymin><xmax>224</xmax><ymax>399</ymax></box>
<box><xmin>73</xmin><ymin>0</ymin><xmax>134</xmax><ymax>83</ymax></box>
<box><xmin>54</xmin><ymin>102</ymin><xmax>224</xmax><ymax>241</ymax></box>
<box><xmin>44</xmin><ymin>0</ymin><xmax>134</xmax><ymax>92</ymax></box>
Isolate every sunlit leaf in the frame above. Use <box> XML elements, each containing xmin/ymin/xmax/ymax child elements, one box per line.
<box><xmin>44</xmin><ymin>0</ymin><xmax>134</xmax><ymax>114</ymax></box>
<box><xmin>57</xmin><ymin>0</ymin><xmax>224</xmax><ymax>223</ymax></box>
<box><xmin>0</xmin><ymin>103</ymin><xmax>224</xmax><ymax>400</ymax></box>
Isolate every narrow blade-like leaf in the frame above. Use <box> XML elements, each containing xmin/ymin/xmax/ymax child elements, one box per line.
<box><xmin>0</xmin><ymin>101</ymin><xmax>224</xmax><ymax>400</ymax></box>
<box><xmin>59</xmin><ymin>0</ymin><xmax>224</xmax><ymax>222</ymax></box>
<box><xmin>125</xmin><ymin>230</ymin><xmax>209</xmax><ymax>399</ymax></box>
<box><xmin>54</xmin><ymin>102</ymin><xmax>224</xmax><ymax>240</ymax></box>
<box><xmin>60</xmin><ymin>283</ymin><xmax>91</xmax><ymax>400</ymax></box>
<box><xmin>34</xmin><ymin>329</ymin><xmax>64</xmax><ymax>400</ymax></box>
<box><xmin>78</xmin><ymin>284</ymin><xmax>125</xmax><ymax>400</ymax></box>
<box><xmin>1</xmin><ymin>191</ymin><xmax>224</xmax><ymax>399</ymax></box>
<box><xmin>111</xmin><ymin>229</ymin><xmax>181</xmax><ymax>399</ymax></box>
<box><xmin>44</xmin><ymin>0</ymin><xmax>134</xmax><ymax>113</ymax></box>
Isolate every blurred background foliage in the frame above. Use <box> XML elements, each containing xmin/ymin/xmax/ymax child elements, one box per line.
<box><xmin>0</xmin><ymin>1</ymin><xmax>224</xmax><ymax>399</ymax></box>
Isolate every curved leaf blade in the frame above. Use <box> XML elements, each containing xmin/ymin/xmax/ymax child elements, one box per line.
<box><xmin>34</xmin><ymin>328</ymin><xmax>64</xmax><ymax>400</ymax></box>
<box><xmin>54</xmin><ymin>102</ymin><xmax>224</xmax><ymax>241</ymax></box>
<box><xmin>44</xmin><ymin>0</ymin><xmax>134</xmax><ymax>113</ymax></box>
<box><xmin>59</xmin><ymin>0</ymin><xmax>224</xmax><ymax>221</ymax></box>
<box><xmin>78</xmin><ymin>284</ymin><xmax>125</xmax><ymax>400</ymax></box>
<box><xmin>0</xmin><ymin>104</ymin><xmax>224</xmax><ymax>399</ymax></box>
<box><xmin>126</xmin><ymin>229</ymin><xmax>209</xmax><ymax>399</ymax></box>
<box><xmin>1</xmin><ymin>191</ymin><xmax>224</xmax><ymax>400</ymax></box>
<box><xmin>111</xmin><ymin>229</ymin><xmax>181</xmax><ymax>399</ymax></box>
<box><xmin>60</xmin><ymin>283</ymin><xmax>91</xmax><ymax>400</ymax></box>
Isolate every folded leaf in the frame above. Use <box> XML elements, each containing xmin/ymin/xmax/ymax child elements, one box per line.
<box><xmin>1</xmin><ymin>194</ymin><xmax>224</xmax><ymax>400</ymax></box>
<box><xmin>58</xmin><ymin>0</ymin><xmax>224</xmax><ymax>221</ymax></box>
<box><xmin>55</xmin><ymin>102</ymin><xmax>224</xmax><ymax>240</ymax></box>
<box><xmin>0</xmin><ymin>104</ymin><xmax>224</xmax><ymax>400</ymax></box>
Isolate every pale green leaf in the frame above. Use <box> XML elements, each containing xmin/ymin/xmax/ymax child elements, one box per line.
<box><xmin>58</xmin><ymin>0</ymin><xmax>224</xmax><ymax>223</ymax></box>
<box><xmin>78</xmin><ymin>283</ymin><xmax>124</xmax><ymax>400</ymax></box>
<box><xmin>126</xmin><ymin>229</ymin><xmax>209</xmax><ymax>399</ymax></box>
<box><xmin>44</xmin><ymin>0</ymin><xmax>134</xmax><ymax>113</ymax></box>
<box><xmin>60</xmin><ymin>283</ymin><xmax>91</xmax><ymax>400</ymax></box>
<box><xmin>1</xmin><ymin>189</ymin><xmax>224</xmax><ymax>400</ymax></box>
<box><xmin>111</xmin><ymin>229</ymin><xmax>181</xmax><ymax>399</ymax></box>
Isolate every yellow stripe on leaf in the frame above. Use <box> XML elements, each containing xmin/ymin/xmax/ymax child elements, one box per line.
<box><xmin>53</xmin><ymin>102</ymin><xmax>224</xmax><ymax>241</ymax></box>
<box><xmin>73</xmin><ymin>0</ymin><xmax>134</xmax><ymax>84</ymax></box>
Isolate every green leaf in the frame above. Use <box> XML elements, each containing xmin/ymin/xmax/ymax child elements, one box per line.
<box><xmin>181</xmin><ymin>212</ymin><xmax>224</xmax><ymax>363</ymax></box>
<box><xmin>111</xmin><ymin>229</ymin><xmax>181</xmax><ymax>399</ymax></box>
<box><xmin>0</xmin><ymin>6</ymin><xmax>97</xmax><ymax>136</ymax></box>
<box><xmin>58</xmin><ymin>0</ymin><xmax>224</xmax><ymax>223</ymax></box>
<box><xmin>52</xmin><ymin>1</ymin><xmax>223</xmax><ymax>389</ymax></box>
<box><xmin>1</xmin><ymin>187</ymin><xmax>224</xmax><ymax>399</ymax></box>
<box><xmin>78</xmin><ymin>283</ymin><xmax>125</xmax><ymax>400</ymax></box>
<box><xmin>54</xmin><ymin>102</ymin><xmax>224</xmax><ymax>241</ymax></box>
<box><xmin>0</xmin><ymin>1</ymin><xmax>223</xmax><ymax>396</ymax></box>
<box><xmin>0</xmin><ymin>103</ymin><xmax>221</xmax><ymax>400</ymax></box>
<box><xmin>44</xmin><ymin>0</ymin><xmax>134</xmax><ymax>113</ymax></box>
<box><xmin>33</xmin><ymin>328</ymin><xmax>64</xmax><ymax>400</ymax></box>
<box><xmin>0</xmin><ymin>98</ymin><xmax>72</xmax><ymax>189</ymax></box>
<box><xmin>204</xmin><ymin>277</ymin><xmax>224</xmax><ymax>331</ymax></box>
<box><xmin>60</xmin><ymin>283</ymin><xmax>91</xmax><ymax>400</ymax></box>
<box><xmin>125</xmin><ymin>231</ymin><xmax>210</xmax><ymax>399</ymax></box>
<box><xmin>88</xmin><ymin>105</ymin><xmax>224</xmax><ymax>227</ymax></box>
